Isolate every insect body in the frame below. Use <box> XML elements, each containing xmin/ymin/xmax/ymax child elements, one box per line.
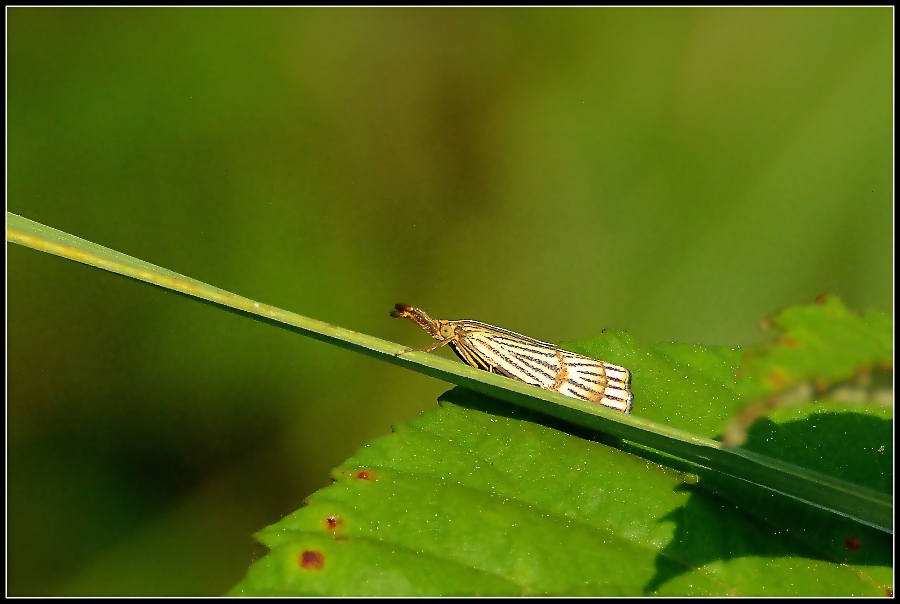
<box><xmin>390</xmin><ymin>303</ymin><xmax>633</xmax><ymax>413</ymax></box>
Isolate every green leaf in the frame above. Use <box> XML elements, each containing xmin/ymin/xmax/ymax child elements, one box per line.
<box><xmin>233</xmin><ymin>326</ymin><xmax>891</xmax><ymax>596</ymax></box>
<box><xmin>230</xmin><ymin>393</ymin><xmax>891</xmax><ymax>596</ymax></box>
<box><xmin>741</xmin><ymin>295</ymin><xmax>892</xmax><ymax>401</ymax></box>
<box><xmin>701</xmin><ymin>402</ymin><xmax>892</xmax><ymax>577</ymax></box>
<box><xmin>723</xmin><ymin>295</ymin><xmax>893</xmax><ymax>446</ymax></box>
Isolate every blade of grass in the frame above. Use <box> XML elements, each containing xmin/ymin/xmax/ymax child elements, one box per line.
<box><xmin>7</xmin><ymin>211</ymin><xmax>891</xmax><ymax>533</ymax></box>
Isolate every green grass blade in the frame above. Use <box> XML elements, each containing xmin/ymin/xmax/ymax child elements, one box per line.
<box><xmin>6</xmin><ymin>211</ymin><xmax>892</xmax><ymax>533</ymax></box>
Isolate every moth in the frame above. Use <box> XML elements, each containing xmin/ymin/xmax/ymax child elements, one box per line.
<box><xmin>390</xmin><ymin>303</ymin><xmax>633</xmax><ymax>413</ymax></box>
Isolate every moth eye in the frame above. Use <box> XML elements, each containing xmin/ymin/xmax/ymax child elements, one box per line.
<box><xmin>440</xmin><ymin>324</ymin><xmax>454</xmax><ymax>338</ymax></box>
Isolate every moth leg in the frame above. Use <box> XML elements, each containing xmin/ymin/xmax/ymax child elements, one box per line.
<box><xmin>395</xmin><ymin>337</ymin><xmax>456</xmax><ymax>357</ymax></box>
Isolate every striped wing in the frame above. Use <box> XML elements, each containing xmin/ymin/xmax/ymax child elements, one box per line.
<box><xmin>447</xmin><ymin>321</ymin><xmax>633</xmax><ymax>413</ymax></box>
<box><xmin>557</xmin><ymin>350</ymin><xmax>633</xmax><ymax>413</ymax></box>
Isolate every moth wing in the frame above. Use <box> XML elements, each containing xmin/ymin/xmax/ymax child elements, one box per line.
<box><xmin>457</xmin><ymin>328</ymin><xmax>563</xmax><ymax>390</ymax></box>
<box><xmin>450</xmin><ymin>321</ymin><xmax>633</xmax><ymax>414</ymax></box>
<box><xmin>558</xmin><ymin>351</ymin><xmax>633</xmax><ymax>413</ymax></box>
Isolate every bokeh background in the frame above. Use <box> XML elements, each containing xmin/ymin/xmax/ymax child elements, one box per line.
<box><xmin>7</xmin><ymin>7</ymin><xmax>892</xmax><ymax>596</ymax></box>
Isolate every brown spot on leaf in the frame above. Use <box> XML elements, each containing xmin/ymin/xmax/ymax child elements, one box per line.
<box><xmin>843</xmin><ymin>536</ymin><xmax>862</xmax><ymax>551</ymax></box>
<box><xmin>815</xmin><ymin>294</ymin><xmax>827</xmax><ymax>304</ymax></box>
<box><xmin>299</xmin><ymin>550</ymin><xmax>325</xmax><ymax>570</ymax></box>
<box><xmin>325</xmin><ymin>515</ymin><xmax>343</xmax><ymax>531</ymax></box>
<box><xmin>356</xmin><ymin>470</ymin><xmax>376</xmax><ymax>480</ymax></box>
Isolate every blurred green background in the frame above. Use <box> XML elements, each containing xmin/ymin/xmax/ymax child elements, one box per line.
<box><xmin>7</xmin><ymin>7</ymin><xmax>892</xmax><ymax>596</ymax></box>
